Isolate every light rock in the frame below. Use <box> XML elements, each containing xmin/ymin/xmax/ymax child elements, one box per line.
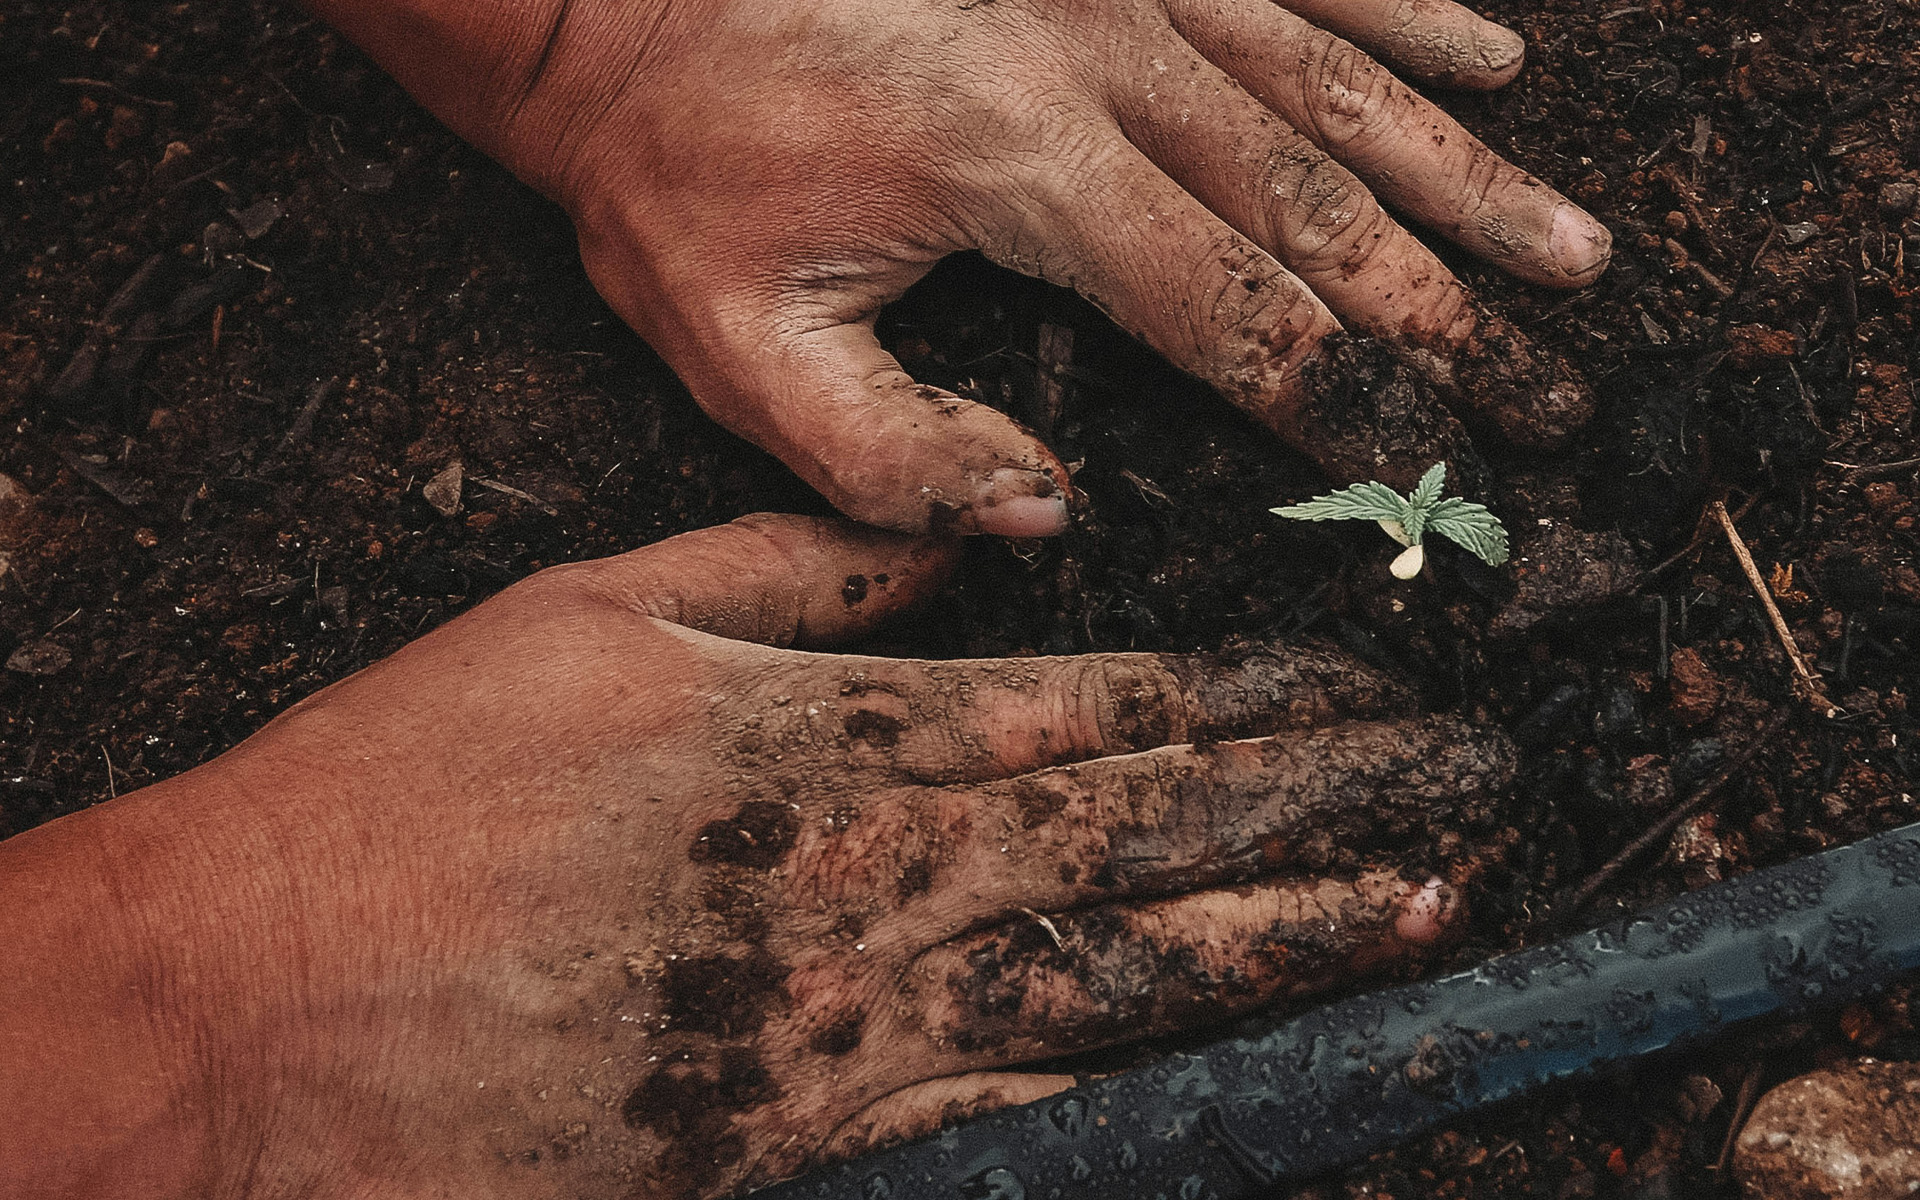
<box><xmin>7</xmin><ymin>640</ymin><xmax>71</xmax><ymax>676</ymax></box>
<box><xmin>423</xmin><ymin>462</ymin><xmax>463</xmax><ymax>517</ymax></box>
<box><xmin>1734</xmin><ymin>1059</ymin><xmax>1920</xmax><ymax>1198</ymax></box>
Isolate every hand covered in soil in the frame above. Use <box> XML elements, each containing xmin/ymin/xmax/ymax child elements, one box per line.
<box><xmin>308</xmin><ymin>0</ymin><xmax>1610</xmax><ymax>533</ymax></box>
<box><xmin>0</xmin><ymin>515</ymin><xmax>1516</xmax><ymax>1200</ymax></box>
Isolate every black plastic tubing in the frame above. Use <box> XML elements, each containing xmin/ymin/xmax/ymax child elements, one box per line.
<box><xmin>751</xmin><ymin>820</ymin><xmax>1920</xmax><ymax>1200</ymax></box>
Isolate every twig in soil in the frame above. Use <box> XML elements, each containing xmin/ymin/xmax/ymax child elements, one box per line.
<box><xmin>1786</xmin><ymin>362</ymin><xmax>1826</xmax><ymax>435</ymax></box>
<box><xmin>1827</xmin><ymin>456</ymin><xmax>1920</xmax><ymax>482</ymax></box>
<box><xmin>1560</xmin><ymin>710</ymin><xmax>1790</xmax><ymax>917</ymax></box>
<box><xmin>57</xmin><ymin>78</ymin><xmax>176</xmax><ymax>108</ymax></box>
<box><xmin>1714</xmin><ymin>1062</ymin><xmax>1766</xmax><ymax>1175</ymax></box>
<box><xmin>1644</xmin><ymin>493</ymin><xmax>1757</xmax><ymax>580</ymax></box>
<box><xmin>276</xmin><ymin>377</ymin><xmax>339</xmax><ymax>455</ymax></box>
<box><xmin>470</xmin><ymin>476</ymin><xmax>560</xmax><ymax>516</ymax></box>
<box><xmin>1710</xmin><ymin>501</ymin><xmax>1839</xmax><ymax>717</ymax></box>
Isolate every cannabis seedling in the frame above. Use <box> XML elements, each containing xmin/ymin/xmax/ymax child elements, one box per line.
<box><xmin>1271</xmin><ymin>462</ymin><xmax>1509</xmax><ymax>580</ymax></box>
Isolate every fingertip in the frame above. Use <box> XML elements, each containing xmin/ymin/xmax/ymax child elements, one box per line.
<box><xmin>969</xmin><ymin>467</ymin><xmax>1071</xmax><ymax>538</ymax></box>
<box><xmin>1394</xmin><ymin>876</ymin><xmax>1464</xmax><ymax>946</ymax></box>
<box><xmin>1466</xmin><ymin>19</ymin><xmax>1526</xmax><ymax>88</ymax></box>
<box><xmin>1547</xmin><ymin>202</ymin><xmax>1613</xmax><ymax>285</ymax></box>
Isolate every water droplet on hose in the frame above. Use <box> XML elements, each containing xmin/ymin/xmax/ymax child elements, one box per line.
<box><xmin>957</xmin><ymin>1167</ymin><xmax>1025</xmax><ymax>1200</ymax></box>
<box><xmin>1048</xmin><ymin>1096</ymin><xmax>1089</xmax><ymax>1138</ymax></box>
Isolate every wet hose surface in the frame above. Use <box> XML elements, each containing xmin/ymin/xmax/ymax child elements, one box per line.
<box><xmin>753</xmin><ymin>822</ymin><xmax>1920</xmax><ymax>1200</ymax></box>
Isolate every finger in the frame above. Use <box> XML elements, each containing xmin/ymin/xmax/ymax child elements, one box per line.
<box><xmin>734</xmin><ymin>642</ymin><xmax>1415</xmax><ymax>786</ymax></box>
<box><xmin>821</xmin><ymin>1073</ymin><xmax>1076</xmax><ymax>1161</ymax></box>
<box><xmin>1170</xmin><ymin>0</ymin><xmax>1611</xmax><ymax>288</ymax></box>
<box><xmin>784</xmin><ymin>717</ymin><xmax>1511</xmax><ymax>933</ymax></box>
<box><xmin>904</xmin><ymin>872</ymin><xmax>1459</xmax><ymax>1065</ymax></box>
<box><xmin>578</xmin><ymin>209</ymin><xmax>1073</xmax><ymax>538</ymax></box>
<box><xmin>1108</xmin><ymin>36</ymin><xmax>1478</xmax><ymax>355</ymax></box>
<box><xmin>568</xmin><ymin>513</ymin><xmax>959</xmax><ymax>648</ymax></box>
<box><xmin>938</xmin><ymin>717</ymin><xmax>1510</xmax><ymax>920</ymax></box>
<box><xmin>699</xmin><ymin>317</ymin><xmax>1072</xmax><ymax>537</ymax></box>
<box><xmin>967</xmin><ymin>125</ymin><xmax>1342</xmax><ymax>443</ymax></box>
<box><xmin>1280</xmin><ymin>0</ymin><xmax>1528</xmax><ymax>90</ymax></box>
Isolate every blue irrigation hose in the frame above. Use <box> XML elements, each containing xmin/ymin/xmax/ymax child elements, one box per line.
<box><xmin>754</xmin><ymin>821</ymin><xmax>1920</xmax><ymax>1200</ymax></box>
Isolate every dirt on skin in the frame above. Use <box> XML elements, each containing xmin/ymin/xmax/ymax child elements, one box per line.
<box><xmin>3</xmin><ymin>0</ymin><xmax>1918</xmax><ymax>1197</ymax></box>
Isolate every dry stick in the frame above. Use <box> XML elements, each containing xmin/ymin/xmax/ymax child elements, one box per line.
<box><xmin>1714</xmin><ymin>1061</ymin><xmax>1767</xmax><ymax>1175</ymax></box>
<box><xmin>1562</xmin><ymin>709</ymin><xmax>1791</xmax><ymax>916</ymax></box>
<box><xmin>1647</xmin><ymin>492</ymin><xmax>1758</xmax><ymax>580</ymax></box>
<box><xmin>1829</xmin><ymin>455</ymin><xmax>1920</xmax><ymax>482</ymax></box>
<box><xmin>1710</xmin><ymin>500</ymin><xmax>1840</xmax><ymax>717</ymax></box>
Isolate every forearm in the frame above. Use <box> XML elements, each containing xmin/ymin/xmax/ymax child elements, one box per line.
<box><xmin>0</xmin><ymin>796</ymin><xmax>215</xmax><ymax>1200</ymax></box>
<box><xmin>301</xmin><ymin>0</ymin><xmax>561</xmax><ymax>158</ymax></box>
<box><xmin>300</xmin><ymin>0</ymin><xmax>688</xmax><ymax>200</ymax></box>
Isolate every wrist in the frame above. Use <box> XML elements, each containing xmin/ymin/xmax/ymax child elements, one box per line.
<box><xmin>0</xmin><ymin>789</ymin><xmax>222</xmax><ymax>1199</ymax></box>
<box><xmin>303</xmin><ymin>0</ymin><xmax>695</xmax><ymax>204</ymax></box>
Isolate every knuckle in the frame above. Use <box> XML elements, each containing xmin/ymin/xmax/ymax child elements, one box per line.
<box><xmin>1302</xmin><ymin>33</ymin><xmax>1399</xmax><ymax>151</ymax></box>
<box><xmin>1179</xmin><ymin>239</ymin><xmax>1329</xmax><ymax>409</ymax></box>
<box><xmin>1281</xmin><ymin>160</ymin><xmax>1393</xmax><ymax>273</ymax></box>
<box><xmin>1078</xmin><ymin>657</ymin><xmax>1188</xmax><ymax>754</ymax></box>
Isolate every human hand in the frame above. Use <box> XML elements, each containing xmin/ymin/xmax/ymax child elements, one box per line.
<box><xmin>0</xmin><ymin>515</ymin><xmax>1515</xmax><ymax>1200</ymax></box>
<box><xmin>309</xmin><ymin>0</ymin><xmax>1609</xmax><ymax>534</ymax></box>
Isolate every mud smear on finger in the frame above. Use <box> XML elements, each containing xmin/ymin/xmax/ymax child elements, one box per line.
<box><xmin>1101</xmin><ymin>716</ymin><xmax>1517</xmax><ymax>893</ymax></box>
<box><xmin>1439</xmin><ymin>307</ymin><xmax>1596</xmax><ymax>448</ymax></box>
<box><xmin>933</xmin><ymin>879</ymin><xmax>1440</xmax><ymax>1058</ymax></box>
<box><xmin>1290</xmin><ymin>315</ymin><xmax>1597</xmax><ymax>495</ymax></box>
<box><xmin>1292</xmin><ymin>333</ymin><xmax>1492</xmax><ymax>496</ymax></box>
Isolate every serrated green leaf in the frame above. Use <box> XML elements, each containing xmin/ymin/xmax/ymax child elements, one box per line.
<box><xmin>1409</xmin><ymin>461</ymin><xmax>1447</xmax><ymax>510</ymax></box>
<box><xmin>1270</xmin><ymin>480</ymin><xmax>1410</xmax><ymax>525</ymax></box>
<box><xmin>1427</xmin><ymin>497</ymin><xmax>1510</xmax><ymax>566</ymax></box>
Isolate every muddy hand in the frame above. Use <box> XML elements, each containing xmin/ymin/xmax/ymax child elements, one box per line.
<box><xmin>308</xmin><ymin>0</ymin><xmax>1610</xmax><ymax>531</ymax></box>
<box><xmin>0</xmin><ymin>516</ymin><xmax>1514</xmax><ymax>1200</ymax></box>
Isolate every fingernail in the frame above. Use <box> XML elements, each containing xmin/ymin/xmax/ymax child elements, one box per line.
<box><xmin>971</xmin><ymin>468</ymin><xmax>1069</xmax><ymax>537</ymax></box>
<box><xmin>1394</xmin><ymin>877</ymin><xmax>1458</xmax><ymax>946</ymax></box>
<box><xmin>1474</xmin><ymin>21</ymin><xmax>1527</xmax><ymax>73</ymax></box>
<box><xmin>1549</xmin><ymin>203</ymin><xmax>1612</xmax><ymax>279</ymax></box>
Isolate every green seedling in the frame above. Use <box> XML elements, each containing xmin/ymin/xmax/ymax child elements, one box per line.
<box><xmin>1271</xmin><ymin>462</ymin><xmax>1509</xmax><ymax>580</ymax></box>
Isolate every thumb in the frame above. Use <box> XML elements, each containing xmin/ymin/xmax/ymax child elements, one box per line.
<box><xmin>681</xmin><ymin>311</ymin><xmax>1073</xmax><ymax>537</ymax></box>
<box><xmin>584</xmin><ymin>514</ymin><xmax>961</xmax><ymax>649</ymax></box>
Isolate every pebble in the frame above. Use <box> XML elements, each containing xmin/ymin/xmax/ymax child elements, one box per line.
<box><xmin>6</xmin><ymin>641</ymin><xmax>72</xmax><ymax>676</ymax></box>
<box><xmin>1666</xmin><ymin>647</ymin><xmax>1724</xmax><ymax>727</ymax></box>
<box><xmin>423</xmin><ymin>462</ymin><xmax>464</xmax><ymax>517</ymax></box>
<box><xmin>1734</xmin><ymin>1059</ymin><xmax>1920</xmax><ymax>1198</ymax></box>
<box><xmin>1877</xmin><ymin>181</ymin><xmax>1917</xmax><ymax>219</ymax></box>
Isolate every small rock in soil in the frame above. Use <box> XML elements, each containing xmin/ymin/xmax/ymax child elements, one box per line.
<box><xmin>1726</xmin><ymin>325</ymin><xmax>1803</xmax><ymax>370</ymax></box>
<box><xmin>1734</xmin><ymin>1059</ymin><xmax>1920</xmax><ymax>1198</ymax></box>
<box><xmin>1877</xmin><ymin>181</ymin><xmax>1917</xmax><ymax>219</ymax></box>
<box><xmin>7</xmin><ymin>641</ymin><xmax>72</xmax><ymax>676</ymax></box>
<box><xmin>1487</xmin><ymin>523</ymin><xmax>1643</xmax><ymax>638</ymax></box>
<box><xmin>229</xmin><ymin>197</ymin><xmax>284</xmax><ymax>239</ymax></box>
<box><xmin>423</xmin><ymin>462</ymin><xmax>464</xmax><ymax>517</ymax></box>
<box><xmin>1667</xmin><ymin>647</ymin><xmax>1724</xmax><ymax>726</ymax></box>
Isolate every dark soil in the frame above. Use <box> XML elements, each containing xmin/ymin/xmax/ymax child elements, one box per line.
<box><xmin>3</xmin><ymin>1</ymin><xmax>1916</xmax><ymax>1197</ymax></box>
